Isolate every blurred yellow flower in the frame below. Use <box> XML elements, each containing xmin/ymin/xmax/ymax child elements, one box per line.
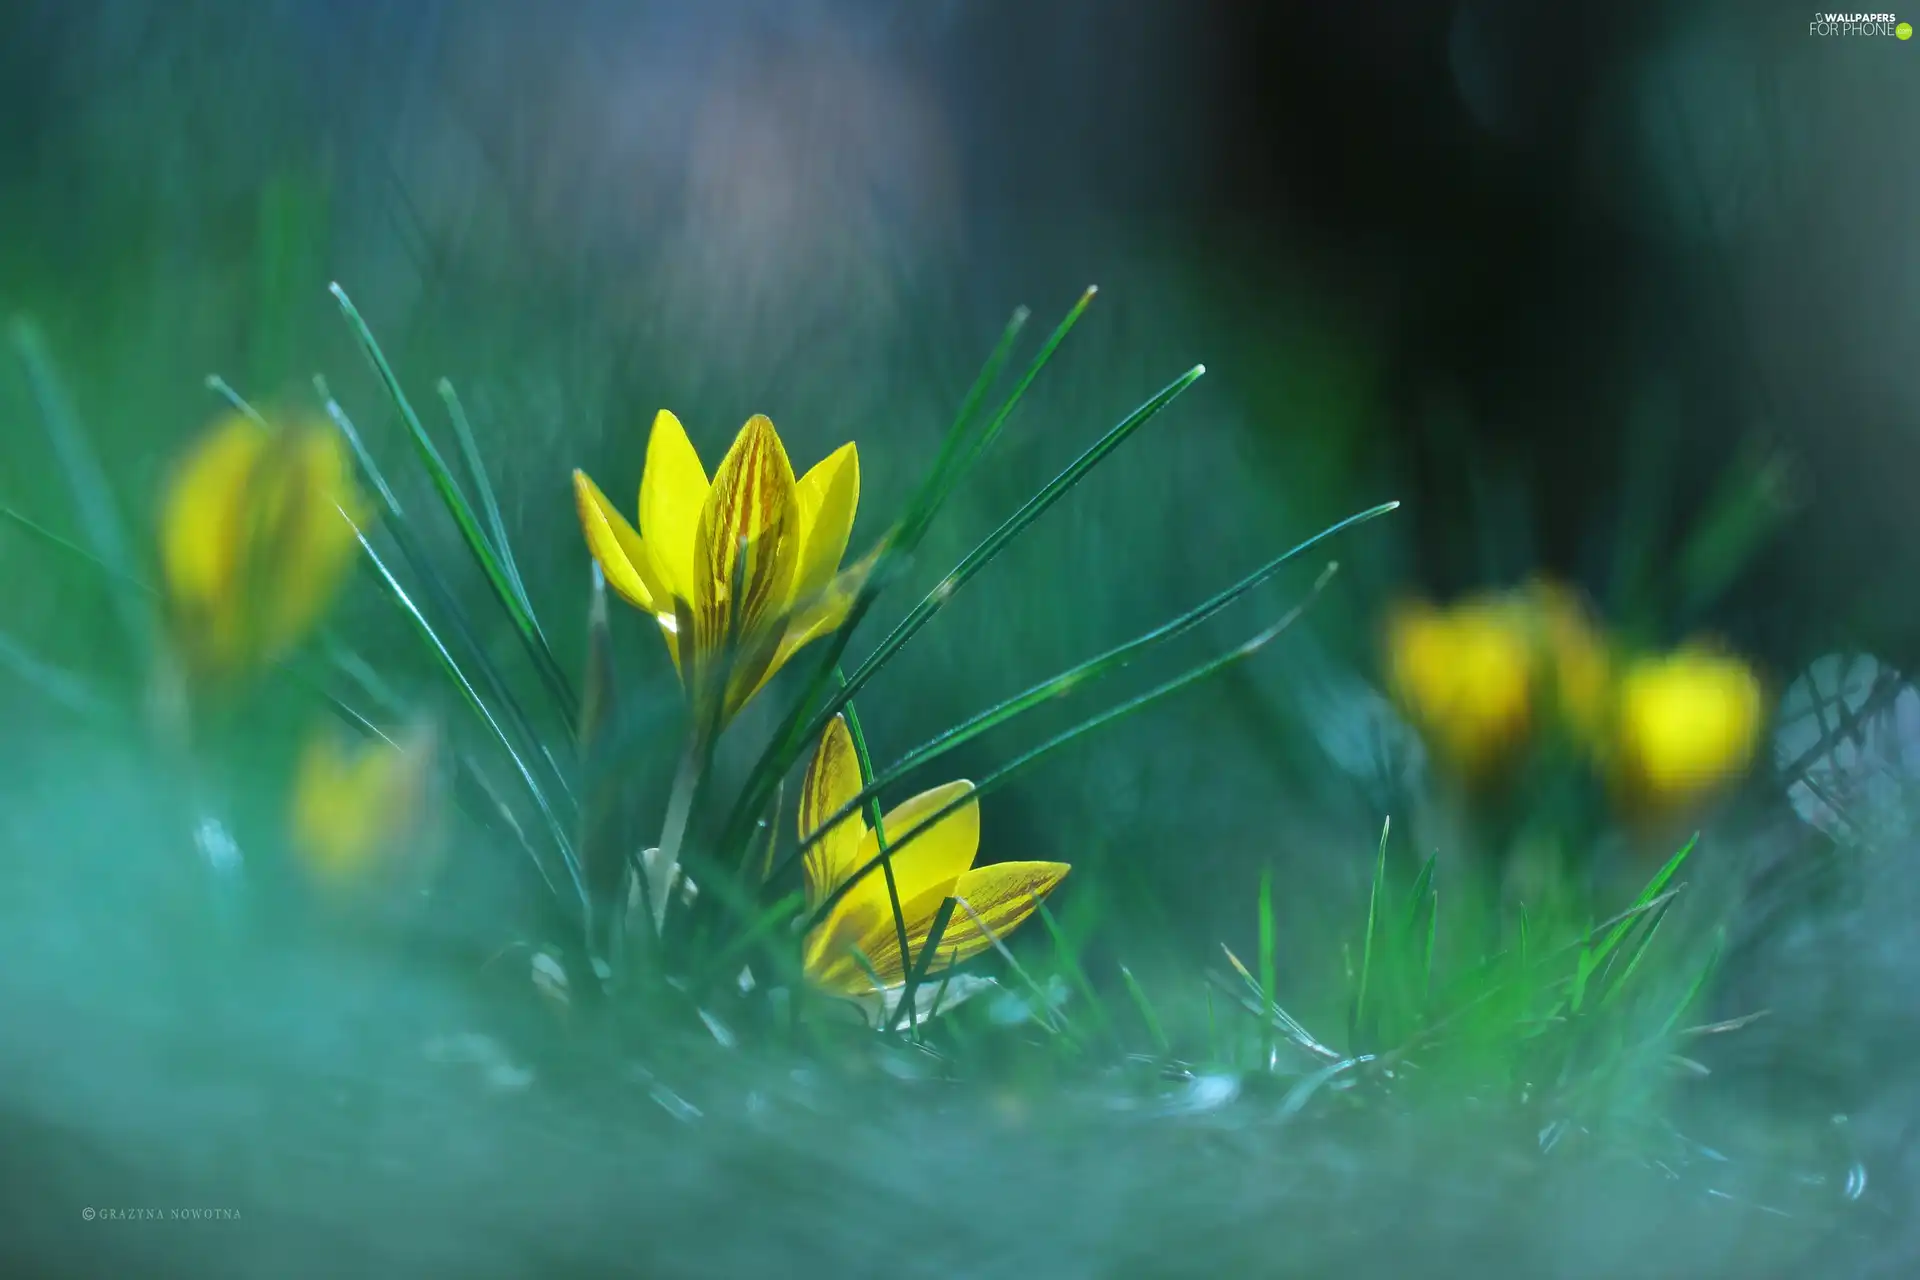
<box><xmin>159</xmin><ymin>412</ymin><xmax>368</xmax><ymax>675</ymax></box>
<box><xmin>1612</xmin><ymin>647</ymin><xmax>1763</xmax><ymax>813</ymax></box>
<box><xmin>798</xmin><ymin>715</ymin><xmax>1068</xmax><ymax>998</ymax></box>
<box><xmin>1386</xmin><ymin>596</ymin><xmax>1539</xmax><ymax>779</ymax></box>
<box><xmin>290</xmin><ymin>724</ymin><xmax>435</xmax><ymax>882</ymax></box>
<box><xmin>574</xmin><ymin>411</ymin><xmax>864</xmax><ymax>727</ymax></box>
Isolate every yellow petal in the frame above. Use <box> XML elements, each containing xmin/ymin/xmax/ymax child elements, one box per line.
<box><xmin>831</xmin><ymin>877</ymin><xmax>952</xmax><ymax>991</ymax></box>
<box><xmin>857</xmin><ymin>779</ymin><xmax>980</xmax><ymax>906</ymax></box>
<box><xmin>692</xmin><ymin>414</ymin><xmax>799</xmax><ymax>679</ymax></box>
<box><xmin>1615</xmin><ymin>649</ymin><xmax>1762</xmax><ymax>809</ymax></box>
<box><xmin>823</xmin><ymin>859</ymin><xmax>1070</xmax><ymax>994</ymax></box>
<box><xmin>802</xmin><ymin>892</ymin><xmax>901</xmax><ymax>995</ymax></box>
<box><xmin>790</xmin><ymin>442</ymin><xmax>859</xmax><ymax>605</ymax></box>
<box><xmin>574</xmin><ymin>469</ymin><xmax>663</xmax><ymax>615</ymax></box>
<box><xmin>929</xmin><ymin>861</ymin><xmax>1072</xmax><ymax>969</ymax></box>
<box><xmin>160</xmin><ymin>414</ymin><xmax>368</xmax><ymax>673</ymax></box>
<box><xmin>251</xmin><ymin>427</ymin><xmax>365</xmax><ymax>662</ymax></box>
<box><xmin>801</xmin><ymin>779</ymin><xmax>978</xmax><ymax>996</ymax></box>
<box><xmin>733</xmin><ymin>548</ymin><xmax>876</xmax><ymax>711</ymax></box>
<box><xmin>797</xmin><ymin>714</ymin><xmax>867</xmax><ymax>907</ymax></box>
<box><xmin>291</xmin><ymin>725</ymin><xmax>433</xmax><ymax>881</ymax></box>
<box><xmin>637</xmin><ymin>410</ymin><xmax>709</xmax><ymax>605</ymax></box>
<box><xmin>159</xmin><ymin>414</ymin><xmax>268</xmax><ymax>665</ymax></box>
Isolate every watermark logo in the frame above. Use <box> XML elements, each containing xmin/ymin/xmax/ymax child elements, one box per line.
<box><xmin>81</xmin><ymin>1207</ymin><xmax>243</xmax><ymax>1222</ymax></box>
<box><xmin>1810</xmin><ymin>12</ymin><xmax>1910</xmax><ymax>35</ymax></box>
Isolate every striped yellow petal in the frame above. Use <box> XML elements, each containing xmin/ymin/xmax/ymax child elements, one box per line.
<box><xmin>933</xmin><ymin>861</ymin><xmax>1071</xmax><ymax>967</ymax></box>
<box><xmin>636</xmin><ymin>409</ymin><xmax>709</xmax><ymax>605</ymax></box>
<box><xmin>826</xmin><ymin>859</ymin><xmax>1069</xmax><ymax>993</ymax></box>
<box><xmin>692</xmin><ymin>415</ymin><xmax>799</xmax><ymax>670</ymax></box>
<box><xmin>797</xmin><ymin>714</ymin><xmax>868</xmax><ymax>907</ymax></box>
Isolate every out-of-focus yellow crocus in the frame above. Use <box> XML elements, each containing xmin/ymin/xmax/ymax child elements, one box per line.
<box><xmin>159</xmin><ymin>411</ymin><xmax>368</xmax><ymax>676</ymax></box>
<box><xmin>574</xmin><ymin>411</ymin><xmax>864</xmax><ymax>728</ymax></box>
<box><xmin>797</xmin><ymin>715</ymin><xmax>1068</xmax><ymax>998</ymax></box>
<box><xmin>1612</xmin><ymin>647</ymin><xmax>1763</xmax><ymax>815</ymax></box>
<box><xmin>1386</xmin><ymin>595</ymin><xmax>1540</xmax><ymax>780</ymax></box>
<box><xmin>290</xmin><ymin>723</ymin><xmax>435</xmax><ymax>883</ymax></box>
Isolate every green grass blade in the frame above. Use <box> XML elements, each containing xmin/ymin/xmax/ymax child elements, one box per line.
<box><xmin>890</xmin><ymin>896</ymin><xmax>958</xmax><ymax>1033</ymax></box>
<box><xmin>840</xmin><ymin>680</ymin><xmax>918</xmax><ymax>1040</ymax></box>
<box><xmin>893</xmin><ymin>305</ymin><xmax>1034</xmax><ymax>545</ymax></box>
<box><xmin>330</xmin><ymin>285</ymin><xmax>579</xmax><ymax>726</ymax></box>
<box><xmin>1258</xmin><ymin>866</ymin><xmax>1278</xmax><ymax>1059</ymax></box>
<box><xmin>788</xmin><ymin>576</ymin><xmax>1333</xmax><ymax>923</ymax></box>
<box><xmin>1</xmin><ymin>503</ymin><xmax>157</xmax><ymax>598</ymax></box>
<box><xmin>726</xmin><ymin>364</ymin><xmax>1231</xmax><ymax>880</ymax></box>
<box><xmin>1353</xmin><ymin>815</ymin><xmax>1391</xmax><ymax>1043</ymax></box>
<box><xmin>910</xmin><ymin>286</ymin><xmax>1097</xmax><ymax>535</ymax></box>
<box><xmin>1597</xmin><ymin>896</ymin><xmax>1673</xmax><ymax>1010</ymax></box>
<box><xmin>1119</xmin><ymin>964</ymin><xmax>1170</xmax><ymax>1055</ymax></box>
<box><xmin>1035</xmin><ymin>898</ymin><xmax>1113</xmax><ymax>1047</ymax></box>
<box><xmin>9</xmin><ymin>321</ymin><xmax>148</xmax><ymax>651</ymax></box>
<box><xmin>704</xmin><ymin>302</ymin><xmax>1072</xmax><ymax>874</ymax></box>
<box><xmin>437</xmin><ymin>379</ymin><xmax>532</xmax><ymax>614</ymax></box>
<box><xmin>850</xmin><ymin>363</ymin><xmax>1207</xmax><ymax>698</ymax></box>
<box><xmin>346</xmin><ymin>508</ymin><xmax>586</xmax><ymax>912</ymax></box>
<box><xmin>1657</xmin><ymin>927</ymin><xmax>1725</xmax><ymax>1039</ymax></box>
<box><xmin>438</xmin><ymin>379</ymin><xmax>579</xmax><ymax>720</ymax></box>
<box><xmin>318</xmin><ymin>382</ymin><xmax>577</xmax><ymax>812</ymax></box>
<box><xmin>884</xmin><ymin>503</ymin><xmax>1397</xmax><ymax>781</ymax></box>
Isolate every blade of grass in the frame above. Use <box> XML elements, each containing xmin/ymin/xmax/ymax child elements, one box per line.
<box><xmin>1657</xmin><ymin>928</ymin><xmax>1725</xmax><ymax>1039</ymax></box>
<box><xmin>1035</xmin><ymin>897</ymin><xmax>1114</xmax><ymax>1048</ymax></box>
<box><xmin>318</xmin><ymin>381</ymin><xmax>576</xmax><ymax>813</ymax></box>
<box><xmin>1119</xmin><ymin>964</ymin><xmax>1170</xmax><ymax>1055</ymax></box>
<box><xmin>883</xmin><ymin>502</ymin><xmax>1398</xmax><ymax>780</ymax></box>
<box><xmin>1569</xmin><ymin>836</ymin><xmax>1695</xmax><ymax>1014</ymax></box>
<box><xmin>9</xmin><ymin>320</ymin><xmax>148</xmax><ymax>651</ymax></box>
<box><xmin>849</xmin><ymin>363</ymin><xmax>1207</xmax><ymax>702</ymax></box>
<box><xmin>911</xmin><ymin>286</ymin><xmax>1097</xmax><ymax>535</ymax></box>
<box><xmin>347</xmin><ymin>508</ymin><xmax>585</xmax><ymax>912</ymax></box>
<box><xmin>1258</xmin><ymin>866</ymin><xmax>1278</xmax><ymax>1062</ymax></box>
<box><xmin>438</xmin><ymin>379</ymin><xmax>579</xmax><ymax>721</ymax></box>
<box><xmin>1353</xmin><ymin>816</ymin><xmax>1392</xmax><ymax>1045</ymax></box>
<box><xmin>790</xmin><ymin>541</ymin><xmax>1365</xmax><ymax>885</ymax></box>
<box><xmin>1</xmin><ymin>502</ymin><xmax>157</xmax><ymax>597</ymax></box>
<box><xmin>330</xmin><ymin>285</ymin><xmax>579</xmax><ymax>726</ymax></box>
<box><xmin>838</xmin><ymin>682</ymin><xmax>919</xmax><ymax>1040</ymax></box>
<box><xmin>706</xmin><ymin>303</ymin><xmax>1123</xmax><ymax>877</ymax></box>
<box><xmin>438</xmin><ymin>380</ymin><xmax>531</xmax><ymax>614</ymax></box>
<box><xmin>888</xmin><ymin>896</ymin><xmax>958</xmax><ymax>1034</ymax></box>
<box><xmin>781</xmin><ymin>566</ymin><xmax>1337</xmax><ymax>900</ymax></box>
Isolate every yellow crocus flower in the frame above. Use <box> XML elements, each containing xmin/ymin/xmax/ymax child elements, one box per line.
<box><xmin>159</xmin><ymin>411</ymin><xmax>368</xmax><ymax>676</ymax></box>
<box><xmin>798</xmin><ymin>715</ymin><xmax>1069</xmax><ymax>998</ymax></box>
<box><xmin>1612</xmin><ymin>647</ymin><xmax>1762</xmax><ymax>813</ymax></box>
<box><xmin>574</xmin><ymin>411</ymin><xmax>863</xmax><ymax>726</ymax></box>
<box><xmin>290</xmin><ymin>724</ymin><xmax>434</xmax><ymax>882</ymax></box>
<box><xmin>1386</xmin><ymin>595</ymin><xmax>1540</xmax><ymax>779</ymax></box>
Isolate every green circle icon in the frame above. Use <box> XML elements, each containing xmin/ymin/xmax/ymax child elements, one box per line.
<box><xmin>1899</xmin><ymin>20</ymin><xmax>1914</xmax><ymax>39</ymax></box>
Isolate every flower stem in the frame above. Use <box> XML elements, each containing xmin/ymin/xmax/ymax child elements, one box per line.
<box><xmin>650</xmin><ymin>730</ymin><xmax>706</xmax><ymax>932</ymax></box>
